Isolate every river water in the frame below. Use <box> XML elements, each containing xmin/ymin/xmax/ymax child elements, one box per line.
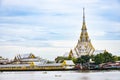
<box><xmin>0</xmin><ymin>70</ymin><xmax>120</xmax><ymax>80</ymax></box>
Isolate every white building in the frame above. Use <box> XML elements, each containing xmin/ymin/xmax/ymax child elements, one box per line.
<box><xmin>13</xmin><ymin>53</ymin><xmax>48</xmax><ymax>64</ymax></box>
<box><xmin>68</xmin><ymin>8</ymin><xmax>95</xmax><ymax>58</ymax></box>
<box><xmin>62</xmin><ymin>60</ymin><xmax>75</xmax><ymax>69</ymax></box>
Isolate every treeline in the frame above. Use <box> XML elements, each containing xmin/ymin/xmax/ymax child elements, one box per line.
<box><xmin>55</xmin><ymin>51</ymin><xmax>120</xmax><ymax>64</ymax></box>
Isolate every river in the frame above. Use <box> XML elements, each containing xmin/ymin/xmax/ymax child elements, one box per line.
<box><xmin>0</xmin><ymin>70</ymin><xmax>120</xmax><ymax>80</ymax></box>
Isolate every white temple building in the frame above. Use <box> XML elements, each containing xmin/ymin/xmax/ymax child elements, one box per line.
<box><xmin>13</xmin><ymin>53</ymin><xmax>48</xmax><ymax>64</ymax></box>
<box><xmin>67</xmin><ymin>8</ymin><xmax>105</xmax><ymax>58</ymax></box>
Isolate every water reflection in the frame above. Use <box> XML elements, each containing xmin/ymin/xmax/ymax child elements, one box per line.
<box><xmin>0</xmin><ymin>70</ymin><xmax>119</xmax><ymax>80</ymax></box>
<box><xmin>80</xmin><ymin>76</ymin><xmax>89</xmax><ymax>80</ymax></box>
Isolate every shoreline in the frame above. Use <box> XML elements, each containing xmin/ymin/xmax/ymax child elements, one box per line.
<box><xmin>0</xmin><ymin>69</ymin><xmax>77</xmax><ymax>72</ymax></box>
<box><xmin>1</xmin><ymin>68</ymin><xmax>120</xmax><ymax>72</ymax></box>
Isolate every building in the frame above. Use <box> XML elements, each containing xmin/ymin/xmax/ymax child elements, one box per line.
<box><xmin>0</xmin><ymin>56</ymin><xmax>9</xmax><ymax>64</ymax></box>
<box><xmin>13</xmin><ymin>53</ymin><xmax>48</xmax><ymax>64</ymax></box>
<box><xmin>0</xmin><ymin>55</ymin><xmax>76</xmax><ymax>71</ymax></box>
<box><xmin>69</xmin><ymin>8</ymin><xmax>95</xmax><ymax>58</ymax></box>
<box><xmin>62</xmin><ymin>60</ymin><xmax>75</xmax><ymax>69</ymax></box>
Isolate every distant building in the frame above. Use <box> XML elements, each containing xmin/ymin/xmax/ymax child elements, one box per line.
<box><xmin>0</xmin><ymin>56</ymin><xmax>9</xmax><ymax>64</ymax></box>
<box><xmin>100</xmin><ymin>62</ymin><xmax>120</xmax><ymax>69</ymax></box>
<box><xmin>62</xmin><ymin>60</ymin><xmax>75</xmax><ymax>69</ymax></box>
<box><xmin>66</xmin><ymin>8</ymin><xmax>109</xmax><ymax>58</ymax></box>
<box><xmin>13</xmin><ymin>53</ymin><xmax>48</xmax><ymax>64</ymax></box>
<box><xmin>68</xmin><ymin>8</ymin><xmax>95</xmax><ymax>58</ymax></box>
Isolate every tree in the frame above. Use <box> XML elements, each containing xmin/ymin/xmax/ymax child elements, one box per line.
<box><xmin>55</xmin><ymin>56</ymin><xmax>70</xmax><ymax>63</ymax></box>
<box><xmin>0</xmin><ymin>56</ymin><xmax>2</xmax><ymax>58</ymax></box>
<box><xmin>94</xmin><ymin>53</ymin><xmax>104</xmax><ymax>64</ymax></box>
<box><xmin>117</xmin><ymin>56</ymin><xmax>120</xmax><ymax>61</ymax></box>
<box><xmin>90</xmin><ymin>55</ymin><xmax>95</xmax><ymax>61</ymax></box>
<box><xmin>102</xmin><ymin>52</ymin><xmax>113</xmax><ymax>63</ymax></box>
<box><xmin>94</xmin><ymin>51</ymin><xmax>115</xmax><ymax>64</ymax></box>
<box><xmin>72</xmin><ymin>57</ymin><xmax>77</xmax><ymax>64</ymax></box>
<box><xmin>76</xmin><ymin>55</ymin><xmax>90</xmax><ymax>64</ymax></box>
<box><xmin>112</xmin><ymin>56</ymin><xmax>118</xmax><ymax>62</ymax></box>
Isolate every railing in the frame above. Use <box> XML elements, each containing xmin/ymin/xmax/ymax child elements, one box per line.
<box><xmin>0</xmin><ymin>66</ymin><xmax>65</xmax><ymax>71</ymax></box>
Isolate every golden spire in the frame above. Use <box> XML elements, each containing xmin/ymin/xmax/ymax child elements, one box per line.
<box><xmin>68</xmin><ymin>49</ymin><xmax>73</xmax><ymax>58</ymax></box>
<box><xmin>68</xmin><ymin>8</ymin><xmax>95</xmax><ymax>58</ymax></box>
<box><xmin>83</xmin><ymin>8</ymin><xmax>85</xmax><ymax>24</ymax></box>
<box><xmin>82</xmin><ymin>8</ymin><xmax>87</xmax><ymax>30</ymax></box>
<box><xmin>80</xmin><ymin>8</ymin><xmax>89</xmax><ymax>42</ymax></box>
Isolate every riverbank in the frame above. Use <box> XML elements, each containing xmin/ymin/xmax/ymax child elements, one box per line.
<box><xmin>0</xmin><ymin>68</ymin><xmax>78</xmax><ymax>72</ymax></box>
<box><xmin>1</xmin><ymin>68</ymin><xmax>120</xmax><ymax>72</ymax></box>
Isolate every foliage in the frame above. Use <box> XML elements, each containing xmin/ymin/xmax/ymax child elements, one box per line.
<box><xmin>55</xmin><ymin>56</ymin><xmax>71</xmax><ymax>63</ymax></box>
<box><xmin>74</xmin><ymin>51</ymin><xmax>119</xmax><ymax>64</ymax></box>
<box><xmin>118</xmin><ymin>56</ymin><xmax>120</xmax><ymax>61</ymax></box>
<box><xmin>94</xmin><ymin>51</ymin><xmax>117</xmax><ymax>64</ymax></box>
<box><xmin>94</xmin><ymin>53</ymin><xmax>104</xmax><ymax>64</ymax></box>
<box><xmin>0</xmin><ymin>56</ymin><xmax>2</xmax><ymax>58</ymax></box>
<box><xmin>76</xmin><ymin>55</ymin><xmax>90</xmax><ymax>64</ymax></box>
<box><xmin>112</xmin><ymin>56</ymin><xmax>118</xmax><ymax>62</ymax></box>
<box><xmin>71</xmin><ymin>57</ymin><xmax>77</xmax><ymax>64</ymax></box>
<box><xmin>90</xmin><ymin>55</ymin><xmax>95</xmax><ymax>61</ymax></box>
<box><xmin>103</xmin><ymin>52</ymin><xmax>113</xmax><ymax>62</ymax></box>
<box><xmin>55</xmin><ymin>51</ymin><xmax>120</xmax><ymax>64</ymax></box>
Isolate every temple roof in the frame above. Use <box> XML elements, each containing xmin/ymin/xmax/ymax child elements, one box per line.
<box><xmin>18</xmin><ymin>53</ymin><xmax>35</xmax><ymax>59</ymax></box>
<box><xmin>68</xmin><ymin>8</ymin><xmax>95</xmax><ymax>58</ymax></box>
<box><xmin>81</xmin><ymin>8</ymin><xmax>87</xmax><ymax>30</ymax></box>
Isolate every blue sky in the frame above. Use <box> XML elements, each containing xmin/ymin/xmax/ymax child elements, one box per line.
<box><xmin>0</xmin><ymin>0</ymin><xmax>120</xmax><ymax>60</ymax></box>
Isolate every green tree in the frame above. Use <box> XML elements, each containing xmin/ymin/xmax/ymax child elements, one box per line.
<box><xmin>112</xmin><ymin>56</ymin><xmax>118</xmax><ymax>62</ymax></box>
<box><xmin>90</xmin><ymin>55</ymin><xmax>95</xmax><ymax>61</ymax></box>
<box><xmin>94</xmin><ymin>53</ymin><xmax>104</xmax><ymax>64</ymax></box>
<box><xmin>0</xmin><ymin>56</ymin><xmax>2</xmax><ymax>58</ymax></box>
<box><xmin>76</xmin><ymin>55</ymin><xmax>90</xmax><ymax>64</ymax></box>
<box><xmin>94</xmin><ymin>51</ymin><xmax>115</xmax><ymax>64</ymax></box>
<box><xmin>72</xmin><ymin>57</ymin><xmax>77</xmax><ymax>64</ymax></box>
<box><xmin>103</xmin><ymin>52</ymin><xmax>113</xmax><ymax>63</ymax></box>
<box><xmin>55</xmin><ymin>56</ymin><xmax>70</xmax><ymax>63</ymax></box>
<box><xmin>117</xmin><ymin>56</ymin><xmax>120</xmax><ymax>61</ymax></box>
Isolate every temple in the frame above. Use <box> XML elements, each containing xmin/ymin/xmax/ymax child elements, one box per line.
<box><xmin>69</xmin><ymin>8</ymin><xmax>95</xmax><ymax>58</ymax></box>
<box><xmin>13</xmin><ymin>53</ymin><xmax>48</xmax><ymax>64</ymax></box>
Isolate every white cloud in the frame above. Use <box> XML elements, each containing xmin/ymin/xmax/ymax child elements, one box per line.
<box><xmin>93</xmin><ymin>40</ymin><xmax>120</xmax><ymax>55</ymax></box>
<box><xmin>0</xmin><ymin>40</ymin><xmax>120</xmax><ymax>60</ymax></box>
<box><xmin>0</xmin><ymin>0</ymin><xmax>120</xmax><ymax>60</ymax></box>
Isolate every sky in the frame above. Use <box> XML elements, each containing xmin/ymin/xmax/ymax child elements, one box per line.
<box><xmin>0</xmin><ymin>0</ymin><xmax>120</xmax><ymax>60</ymax></box>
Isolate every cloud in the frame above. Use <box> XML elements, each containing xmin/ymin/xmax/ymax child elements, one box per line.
<box><xmin>0</xmin><ymin>40</ymin><xmax>120</xmax><ymax>60</ymax></box>
<box><xmin>93</xmin><ymin>40</ymin><xmax>120</xmax><ymax>55</ymax></box>
<box><xmin>0</xmin><ymin>0</ymin><xmax>120</xmax><ymax>59</ymax></box>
